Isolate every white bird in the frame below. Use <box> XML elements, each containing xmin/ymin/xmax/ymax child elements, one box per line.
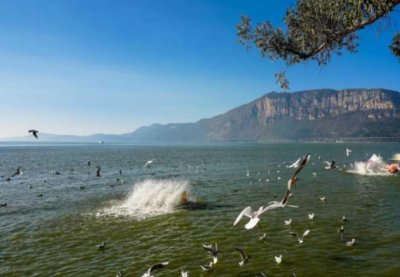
<box><xmin>246</xmin><ymin>169</ymin><xmax>250</xmax><ymax>177</ymax></box>
<box><xmin>233</xmin><ymin>206</ymin><xmax>267</xmax><ymax>230</ymax></box>
<box><xmin>96</xmin><ymin>241</ymin><xmax>106</xmax><ymax>250</ymax></box>
<box><xmin>297</xmin><ymin>229</ymin><xmax>310</xmax><ymax>244</ymax></box>
<box><xmin>234</xmin><ymin>246</ymin><xmax>251</xmax><ymax>267</ymax></box>
<box><xmin>277</xmin><ymin>176</ymin><xmax>281</xmax><ymax>180</ymax></box>
<box><xmin>312</xmin><ymin>172</ymin><xmax>317</xmax><ymax>177</ymax></box>
<box><xmin>141</xmin><ymin>262</ymin><xmax>169</xmax><ymax>277</ymax></box>
<box><xmin>202</xmin><ymin>243</ymin><xmax>219</xmax><ymax>264</ymax></box>
<box><xmin>274</xmin><ymin>255</ymin><xmax>283</xmax><ymax>264</ymax></box>
<box><xmin>200</xmin><ymin>262</ymin><xmax>213</xmax><ymax>272</ymax></box>
<box><xmin>308</xmin><ymin>213</ymin><xmax>315</xmax><ymax>220</ymax></box>
<box><xmin>284</xmin><ymin>219</ymin><xmax>292</xmax><ymax>226</ymax></box>
<box><xmin>144</xmin><ymin>159</ymin><xmax>155</xmax><ymax>168</ymax></box>
<box><xmin>338</xmin><ymin>225</ymin><xmax>344</xmax><ymax>233</ymax></box>
<box><xmin>346</xmin><ymin>147</ymin><xmax>352</xmax><ymax>157</ymax></box>
<box><xmin>342</xmin><ymin>215</ymin><xmax>347</xmax><ymax>222</ymax></box>
<box><xmin>320</xmin><ymin>196</ymin><xmax>326</xmax><ymax>202</ymax></box>
<box><xmin>286</xmin><ymin>157</ymin><xmax>301</xmax><ymax>168</ymax></box>
<box><xmin>181</xmin><ymin>270</ymin><xmax>189</xmax><ymax>277</ymax></box>
<box><xmin>346</xmin><ymin>238</ymin><xmax>356</xmax><ymax>246</ymax></box>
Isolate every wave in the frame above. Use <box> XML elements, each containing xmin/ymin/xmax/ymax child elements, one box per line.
<box><xmin>97</xmin><ymin>179</ymin><xmax>190</xmax><ymax>219</ymax></box>
<box><xmin>346</xmin><ymin>154</ymin><xmax>393</xmax><ymax>176</ymax></box>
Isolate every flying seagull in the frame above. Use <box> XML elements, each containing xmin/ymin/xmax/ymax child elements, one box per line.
<box><xmin>181</xmin><ymin>270</ymin><xmax>189</xmax><ymax>277</ymax></box>
<box><xmin>234</xmin><ymin>246</ymin><xmax>251</xmax><ymax>267</ymax></box>
<box><xmin>233</xmin><ymin>206</ymin><xmax>268</xmax><ymax>230</ymax></box>
<box><xmin>141</xmin><ymin>262</ymin><xmax>169</xmax><ymax>277</ymax></box>
<box><xmin>296</xmin><ymin>229</ymin><xmax>310</xmax><ymax>244</ymax></box>
<box><xmin>11</xmin><ymin>167</ymin><xmax>22</xmax><ymax>178</ymax></box>
<box><xmin>308</xmin><ymin>213</ymin><xmax>315</xmax><ymax>220</ymax></box>
<box><xmin>284</xmin><ymin>219</ymin><xmax>292</xmax><ymax>226</ymax></box>
<box><xmin>259</xmin><ymin>233</ymin><xmax>267</xmax><ymax>241</ymax></box>
<box><xmin>263</xmin><ymin>189</ymin><xmax>298</xmax><ymax>212</ymax></box>
<box><xmin>287</xmin><ymin>153</ymin><xmax>311</xmax><ymax>190</ymax></box>
<box><xmin>346</xmin><ymin>147</ymin><xmax>352</xmax><ymax>157</ymax></box>
<box><xmin>144</xmin><ymin>159</ymin><xmax>155</xmax><ymax>168</ymax></box>
<box><xmin>202</xmin><ymin>243</ymin><xmax>219</xmax><ymax>264</ymax></box>
<box><xmin>28</xmin><ymin>129</ymin><xmax>39</xmax><ymax>139</ymax></box>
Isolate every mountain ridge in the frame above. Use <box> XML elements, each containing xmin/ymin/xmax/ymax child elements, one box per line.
<box><xmin>3</xmin><ymin>88</ymin><xmax>400</xmax><ymax>143</ymax></box>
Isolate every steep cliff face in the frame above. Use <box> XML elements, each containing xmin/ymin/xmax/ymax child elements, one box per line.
<box><xmin>128</xmin><ymin>88</ymin><xmax>400</xmax><ymax>142</ymax></box>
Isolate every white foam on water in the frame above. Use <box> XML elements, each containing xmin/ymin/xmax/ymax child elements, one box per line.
<box><xmin>347</xmin><ymin>154</ymin><xmax>393</xmax><ymax>176</ymax></box>
<box><xmin>97</xmin><ymin>179</ymin><xmax>190</xmax><ymax>219</ymax></box>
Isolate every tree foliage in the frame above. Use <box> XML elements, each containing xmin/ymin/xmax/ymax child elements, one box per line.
<box><xmin>237</xmin><ymin>0</ymin><xmax>400</xmax><ymax>89</ymax></box>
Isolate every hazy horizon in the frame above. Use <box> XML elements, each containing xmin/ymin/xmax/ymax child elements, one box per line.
<box><xmin>1</xmin><ymin>0</ymin><xmax>399</xmax><ymax>139</ymax></box>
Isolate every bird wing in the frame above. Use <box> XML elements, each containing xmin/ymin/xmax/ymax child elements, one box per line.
<box><xmin>280</xmin><ymin>189</ymin><xmax>290</xmax><ymax>205</ymax></box>
<box><xmin>245</xmin><ymin>217</ymin><xmax>260</xmax><ymax>229</ymax></box>
<box><xmin>148</xmin><ymin>262</ymin><xmax>169</xmax><ymax>273</ymax></box>
<box><xmin>291</xmin><ymin>154</ymin><xmax>310</xmax><ymax>179</ymax></box>
<box><xmin>234</xmin><ymin>246</ymin><xmax>245</xmax><ymax>259</ymax></box>
<box><xmin>303</xmin><ymin>229</ymin><xmax>310</xmax><ymax>238</ymax></box>
<box><xmin>233</xmin><ymin>206</ymin><xmax>253</xmax><ymax>226</ymax></box>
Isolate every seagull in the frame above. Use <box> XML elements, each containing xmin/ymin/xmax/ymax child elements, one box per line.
<box><xmin>119</xmin><ymin>169</ymin><xmax>122</xmax><ymax>175</ymax></box>
<box><xmin>284</xmin><ymin>219</ymin><xmax>292</xmax><ymax>226</ymax></box>
<box><xmin>200</xmin><ymin>262</ymin><xmax>213</xmax><ymax>272</ymax></box>
<box><xmin>342</xmin><ymin>215</ymin><xmax>347</xmax><ymax>222</ymax></box>
<box><xmin>116</xmin><ymin>271</ymin><xmax>123</xmax><ymax>277</ymax></box>
<box><xmin>246</xmin><ymin>169</ymin><xmax>250</xmax><ymax>177</ymax></box>
<box><xmin>181</xmin><ymin>270</ymin><xmax>189</xmax><ymax>277</ymax></box>
<box><xmin>286</xmin><ymin>157</ymin><xmax>301</xmax><ymax>168</ymax></box>
<box><xmin>202</xmin><ymin>243</ymin><xmax>219</xmax><ymax>264</ymax></box>
<box><xmin>96</xmin><ymin>166</ymin><xmax>101</xmax><ymax>177</ymax></box>
<box><xmin>0</xmin><ymin>203</ymin><xmax>7</xmax><ymax>207</ymax></box>
<box><xmin>234</xmin><ymin>206</ymin><xmax>268</xmax><ymax>230</ymax></box>
<box><xmin>11</xmin><ymin>167</ymin><xmax>22</xmax><ymax>178</ymax></box>
<box><xmin>320</xmin><ymin>196</ymin><xmax>326</xmax><ymax>202</ymax></box>
<box><xmin>346</xmin><ymin>147</ymin><xmax>352</xmax><ymax>157</ymax></box>
<box><xmin>338</xmin><ymin>225</ymin><xmax>344</xmax><ymax>233</ymax></box>
<box><xmin>144</xmin><ymin>159</ymin><xmax>155</xmax><ymax>168</ymax></box>
<box><xmin>234</xmin><ymin>246</ymin><xmax>251</xmax><ymax>267</ymax></box>
<box><xmin>296</xmin><ymin>229</ymin><xmax>310</xmax><ymax>244</ymax></box>
<box><xmin>324</xmin><ymin>161</ymin><xmax>337</xmax><ymax>169</ymax></box>
<box><xmin>87</xmin><ymin>160</ymin><xmax>91</xmax><ymax>167</ymax></box>
<box><xmin>308</xmin><ymin>213</ymin><xmax>315</xmax><ymax>220</ymax></box>
<box><xmin>274</xmin><ymin>255</ymin><xmax>283</xmax><ymax>264</ymax></box>
<box><xmin>28</xmin><ymin>129</ymin><xmax>39</xmax><ymax>139</ymax></box>
<box><xmin>141</xmin><ymin>262</ymin><xmax>169</xmax><ymax>277</ymax></box>
<box><xmin>346</xmin><ymin>238</ymin><xmax>356</xmax><ymax>247</ymax></box>
<box><xmin>287</xmin><ymin>153</ymin><xmax>311</xmax><ymax>190</ymax></box>
<box><xmin>96</xmin><ymin>241</ymin><xmax>105</xmax><ymax>250</ymax></box>
<box><xmin>312</xmin><ymin>172</ymin><xmax>317</xmax><ymax>177</ymax></box>
<box><xmin>277</xmin><ymin>176</ymin><xmax>281</xmax><ymax>180</ymax></box>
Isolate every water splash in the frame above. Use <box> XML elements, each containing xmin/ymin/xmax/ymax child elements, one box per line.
<box><xmin>98</xmin><ymin>179</ymin><xmax>190</xmax><ymax>219</ymax></box>
<box><xmin>347</xmin><ymin>154</ymin><xmax>393</xmax><ymax>176</ymax></box>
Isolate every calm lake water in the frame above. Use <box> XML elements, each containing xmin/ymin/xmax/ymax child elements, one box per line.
<box><xmin>0</xmin><ymin>143</ymin><xmax>399</xmax><ymax>276</ymax></box>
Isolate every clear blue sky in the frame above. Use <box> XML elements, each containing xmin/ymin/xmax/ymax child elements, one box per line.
<box><xmin>0</xmin><ymin>0</ymin><xmax>399</xmax><ymax>138</ymax></box>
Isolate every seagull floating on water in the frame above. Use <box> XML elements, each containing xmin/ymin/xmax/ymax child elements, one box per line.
<box><xmin>246</xmin><ymin>169</ymin><xmax>250</xmax><ymax>177</ymax></box>
<box><xmin>338</xmin><ymin>225</ymin><xmax>344</xmax><ymax>233</ymax></box>
<box><xmin>28</xmin><ymin>129</ymin><xmax>39</xmax><ymax>139</ymax></box>
<box><xmin>308</xmin><ymin>213</ymin><xmax>315</xmax><ymax>220</ymax></box>
<box><xmin>141</xmin><ymin>262</ymin><xmax>169</xmax><ymax>277</ymax></box>
<box><xmin>274</xmin><ymin>255</ymin><xmax>283</xmax><ymax>264</ymax></box>
<box><xmin>181</xmin><ymin>270</ymin><xmax>189</xmax><ymax>277</ymax></box>
<box><xmin>284</xmin><ymin>219</ymin><xmax>292</xmax><ymax>226</ymax></box>
<box><xmin>342</xmin><ymin>215</ymin><xmax>347</xmax><ymax>222</ymax></box>
<box><xmin>320</xmin><ymin>196</ymin><xmax>326</xmax><ymax>202</ymax></box>
<box><xmin>96</xmin><ymin>166</ymin><xmax>101</xmax><ymax>177</ymax></box>
<box><xmin>324</xmin><ymin>161</ymin><xmax>337</xmax><ymax>169</ymax></box>
<box><xmin>96</xmin><ymin>241</ymin><xmax>105</xmax><ymax>250</ymax></box>
<box><xmin>234</xmin><ymin>246</ymin><xmax>251</xmax><ymax>267</ymax></box>
<box><xmin>259</xmin><ymin>233</ymin><xmax>267</xmax><ymax>241</ymax></box>
<box><xmin>346</xmin><ymin>238</ymin><xmax>356</xmax><ymax>247</ymax></box>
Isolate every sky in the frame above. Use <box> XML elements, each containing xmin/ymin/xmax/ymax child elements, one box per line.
<box><xmin>0</xmin><ymin>0</ymin><xmax>399</xmax><ymax>138</ymax></box>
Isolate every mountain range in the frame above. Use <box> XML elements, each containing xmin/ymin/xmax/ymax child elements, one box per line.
<box><xmin>4</xmin><ymin>88</ymin><xmax>400</xmax><ymax>143</ymax></box>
